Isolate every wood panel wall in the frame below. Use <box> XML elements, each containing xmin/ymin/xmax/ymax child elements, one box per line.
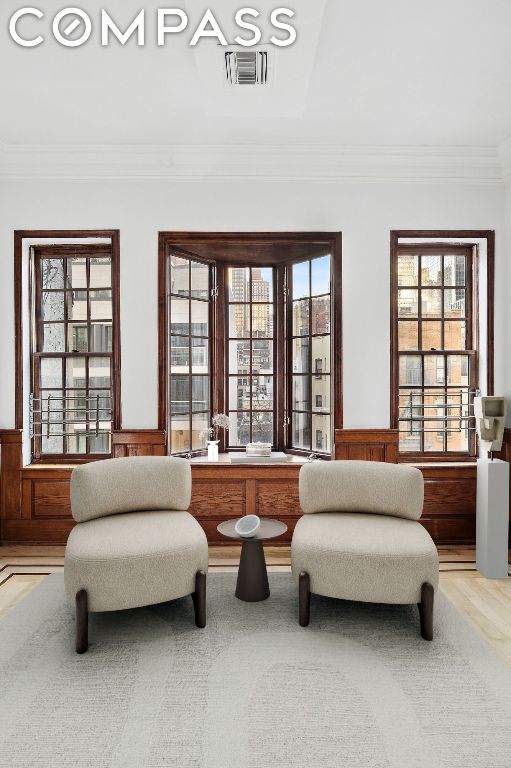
<box><xmin>0</xmin><ymin>428</ymin><xmax>488</xmax><ymax>546</ymax></box>
<box><xmin>334</xmin><ymin>429</ymin><xmax>399</xmax><ymax>462</ymax></box>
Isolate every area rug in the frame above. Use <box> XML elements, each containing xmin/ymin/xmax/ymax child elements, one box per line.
<box><xmin>1</xmin><ymin>573</ymin><xmax>511</xmax><ymax>768</ymax></box>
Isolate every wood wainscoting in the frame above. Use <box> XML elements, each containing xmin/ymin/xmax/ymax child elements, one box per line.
<box><xmin>0</xmin><ymin>427</ymin><xmax>488</xmax><ymax>546</ymax></box>
<box><xmin>334</xmin><ymin>429</ymin><xmax>399</xmax><ymax>462</ymax></box>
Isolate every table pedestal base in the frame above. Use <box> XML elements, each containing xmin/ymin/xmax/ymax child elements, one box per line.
<box><xmin>235</xmin><ymin>539</ymin><xmax>270</xmax><ymax>602</ymax></box>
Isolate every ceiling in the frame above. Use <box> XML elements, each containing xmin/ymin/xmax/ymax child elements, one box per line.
<box><xmin>1</xmin><ymin>0</ymin><xmax>511</xmax><ymax>151</ymax></box>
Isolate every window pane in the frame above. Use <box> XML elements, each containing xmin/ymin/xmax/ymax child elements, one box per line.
<box><xmin>398</xmin><ymin>289</ymin><xmax>418</xmax><ymax>317</ymax></box>
<box><xmin>68</xmin><ymin>323</ymin><xmax>88</xmax><ymax>352</ymax></box>
<box><xmin>88</xmin><ymin>431</ymin><xmax>110</xmax><ymax>454</ymax></box>
<box><xmin>446</xmin><ymin>390</ymin><xmax>470</xmax><ymax>452</ymax></box>
<box><xmin>311</xmin><ymin>296</ymin><xmax>330</xmax><ymax>335</ymax></box>
<box><xmin>42</xmin><ymin>292</ymin><xmax>65</xmax><ymax>322</ymax></box>
<box><xmin>423</xmin><ymin>392</ymin><xmax>445</xmax><ymax>452</ymax></box>
<box><xmin>43</xmin><ymin>323</ymin><xmax>66</xmax><ymax>352</ymax></box>
<box><xmin>424</xmin><ymin>355</ymin><xmax>445</xmax><ymax>386</ymax></box>
<box><xmin>252</xmin><ymin>268</ymin><xmax>272</xmax><ymax>301</ymax></box>
<box><xmin>229</xmin><ymin>340</ymin><xmax>251</xmax><ymax>374</ymax></box>
<box><xmin>252</xmin><ymin>340</ymin><xmax>273</xmax><ymax>374</ymax></box>
<box><xmin>399</xmin><ymin>355</ymin><xmax>422</xmax><ymax>386</ymax></box>
<box><xmin>292</xmin><ymin>338</ymin><xmax>309</xmax><ymax>373</ymax></box>
<box><xmin>191</xmin><ymin>337</ymin><xmax>209</xmax><ymax>373</ymax></box>
<box><xmin>292</xmin><ymin>412</ymin><xmax>311</xmax><ymax>450</ymax></box>
<box><xmin>90</xmin><ymin>290</ymin><xmax>113</xmax><ymax>321</ymax></box>
<box><xmin>42</xmin><ymin>435</ymin><xmax>64</xmax><ymax>454</ymax></box>
<box><xmin>229</xmin><ymin>412</ymin><xmax>250</xmax><ymax>447</ymax></box>
<box><xmin>421</xmin><ymin>255</ymin><xmax>441</xmax><ymax>286</ymax></box>
<box><xmin>89</xmin><ymin>357</ymin><xmax>111</xmax><ymax>388</ymax></box>
<box><xmin>192</xmin><ymin>413</ymin><xmax>209</xmax><ymax>450</ymax></box>
<box><xmin>89</xmin><ymin>257</ymin><xmax>111</xmax><ymax>288</ymax></box>
<box><xmin>40</xmin><ymin>358</ymin><xmax>62</xmax><ymax>389</ymax></box>
<box><xmin>293</xmin><ymin>376</ymin><xmax>310</xmax><ymax>411</ymax></box>
<box><xmin>171</xmin><ymin>298</ymin><xmax>190</xmax><ymax>335</ymax></box>
<box><xmin>312</xmin><ymin>376</ymin><xmax>330</xmax><ymax>412</ymax></box>
<box><xmin>67</xmin><ymin>291</ymin><xmax>88</xmax><ymax>321</ymax></box>
<box><xmin>90</xmin><ymin>322</ymin><xmax>112</xmax><ymax>353</ymax></box>
<box><xmin>444</xmin><ymin>321</ymin><xmax>466</xmax><ymax>350</ymax></box>
<box><xmin>170</xmin><ymin>255</ymin><xmax>189</xmax><ymax>296</ymax></box>
<box><xmin>312</xmin><ymin>336</ymin><xmax>330</xmax><ymax>375</ymax></box>
<box><xmin>312</xmin><ymin>414</ymin><xmax>331</xmax><ymax>453</ymax></box>
<box><xmin>190</xmin><ymin>262</ymin><xmax>209</xmax><ymax>300</ymax></box>
<box><xmin>444</xmin><ymin>289</ymin><xmax>465</xmax><ymax>318</ymax></box>
<box><xmin>228</xmin><ymin>267</ymin><xmax>250</xmax><ymax>302</ymax></box>
<box><xmin>86</xmin><ymin>389</ymin><xmax>111</xmax><ymax>421</ymax></box>
<box><xmin>447</xmin><ymin>424</ymin><xmax>468</xmax><ymax>453</ymax></box>
<box><xmin>397</xmin><ymin>254</ymin><xmax>418</xmax><ymax>286</ymax></box>
<box><xmin>229</xmin><ymin>376</ymin><xmax>249</xmax><ymax>411</ymax></box>
<box><xmin>311</xmin><ymin>256</ymin><xmax>330</xmax><ymax>296</ymax></box>
<box><xmin>191</xmin><ymin>375</ymin><xmax>209</xmax><ymax>412</ymax></box>
<box><xmin>292</xmin><ymin>299</ymin><xmax>310</xmax><ymax>336</ymax></box>
<box><xmin>444</xmin><ymin>255</ymin><xmax>466</xmax><ymax>286</ymax></box>
<box><xmin>421</xmin><ymin>289</ymin><xmax>442</xmax><ymax>318</ymax></box>
<box><xmin>447</xmin><ymin>356</ymin><xmax>469</xmax><ymax>386</ymax></box>
<box><xmin>252</xmin><ymin>412</ymin><xmax>273</xmax><ymax>444</ymax></box>
<box><xmin>68</xmin><ymin>257</ymin><xmax>87</xmax><ymax>288</ymax></box>
<box><xmin>66</xmin><ymin>357</ymin><xmax>87</xmax><ymax>388</ymax></box>
<box><xmin>292</xmin><ymin>261</ymin><xmax>309</xmax><ymax>300</ymax></box>
<box><xmin>171</xmin><ymin>336</ymin><xmax>190</xmax><ymax>368</ymax></box>
<box><xmin>422</xmin><ymin>321</ymin><xmax>442</xmax><ymax>351</ymax></box>
<box><xmin>229</xmin><ymin>304</ymin><xmax>250</xmax><ymax>338</ymax></box>
<box><xmin>398</xmin><ymin>321</ymin><xmax>418</xmax><ymax>351</ymax></box>
<box><xmin>252</xmin><ymin>376</ymin><xmax>273</xmax><ymax>410</ymax></box>
<box><xmin>251</xmin><ymin>304</ymin><xmax>273</xmax><ymax>338</ymax></box>
<box><xmin>41</xmin><ymin>259</ymin><xmax>64</xmax><ymax>289</ymax></box>
<box><xmin>170</xmin><ymin>415</ymin><xmax>190</xmax><ymax>453</ymax></box>
<box><xmin>191</xmin><ymin>300</ymin><xmax>208</xmax><ymax>336</ymax></box>
<box><xmin>171</xmin><ymin>376</ymin><xmax>189</xmax><ymax>413</ymax></box>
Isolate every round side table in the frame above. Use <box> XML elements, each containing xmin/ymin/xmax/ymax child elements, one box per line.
<box><xmin>217</xmin><ymin>518</ymin><xmax>288</xmax><ymax>602</ymax></box>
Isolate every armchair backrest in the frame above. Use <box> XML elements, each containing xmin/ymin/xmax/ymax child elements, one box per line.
<box><xmin>71</xmin><ymin>456</ymin><xmax>191</xmax><ymax>523</ymax></box>
<box><xmin>299</xmin><ymin>460</ymin><xmax>424</xmax><ymax>521</ymax></box>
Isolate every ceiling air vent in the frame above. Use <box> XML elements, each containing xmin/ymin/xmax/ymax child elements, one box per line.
<box><xmin>225</xmin><ymin>51</ymin><xmax>268</xmax><ymax>85</ymax></box>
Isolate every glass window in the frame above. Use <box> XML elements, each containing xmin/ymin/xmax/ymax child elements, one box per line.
<box><xmin>33</xmin><ymin>247</ymin><xmax>115</xmax><ymax>457</ymax></box>
<box><xmin>396</xmin><ymin>248</ymin><xmax>474</xmax><ymax>455</ymax></box>
<box><xmin>227</xmin><ymin>266</ymin><xmax>275</xmax><ymax>448</ymax></box>
<box><xmin>169</xmin><ymin>253</ymin><xmax>211</xmax><ymax>454</ymax></box>
<box><xmin>289</xmin><ymin>255</ymin><xmax>332</xmax><ymax>453</ymax></box>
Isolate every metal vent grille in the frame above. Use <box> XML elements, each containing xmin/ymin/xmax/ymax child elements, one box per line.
<box><xmin>225</xmin><ymin>51</ymin><xmax>268</xmax><ymax>85</ymax></box>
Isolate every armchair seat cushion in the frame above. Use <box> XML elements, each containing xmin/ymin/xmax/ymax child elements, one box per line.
<box><xmin>291</xmin><ymin>512</ymin><xmax>438</xmax><ymax>604</ymax></box>
<box><xmin>64</xmin><ymin>510</ymin><xmax>208</xmax><ymax>612</ymax></box>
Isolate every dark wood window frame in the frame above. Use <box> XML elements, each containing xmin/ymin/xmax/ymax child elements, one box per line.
<box><xmin>14</xmin><ymin>230</ymin><xmax>121</xmax><ymax>464</ymax></box>
<box><xmin>390</xmin><ymin>230</ymin><xmax>495</xmax><ymax>463</ymax></box>
<box><xmin>158</xmin><ymin>232</ymin><xmax>342</xmax><ymax>457</ymax></box>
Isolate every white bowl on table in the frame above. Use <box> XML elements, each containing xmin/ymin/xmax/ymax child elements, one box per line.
<box><xmin>234</xmin><ymin>515</ymin><xmax>261</xmax><ymax>538</ymax></box>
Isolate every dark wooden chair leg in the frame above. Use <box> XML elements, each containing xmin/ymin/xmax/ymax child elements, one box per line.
<box><xmin>418</xmin><ymin>582</ymin><xmax>434</xmax><ymax>641</ymax></box>
<box><xmin>75</xmin><ymin>589</ymin><xmax>88</xmax><ymax>654</ymax></box>
<box><xmin>299</xmin><ymin>571</ymin><xmax>311</xmax><ymax>627</ymax></box>
<box><xmin>192</xmin><ymin>570</ymin><xmax>207</xmax><ymax>628</ymax></box>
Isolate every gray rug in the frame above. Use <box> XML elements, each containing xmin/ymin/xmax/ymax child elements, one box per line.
<box><xmin>1</xmin><ymin>574</ymin><xmax>511</xmax><ymax>768</ymax></box>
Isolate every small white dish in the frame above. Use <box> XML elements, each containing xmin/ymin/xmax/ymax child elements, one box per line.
<box><xmin>234</xmin><ymin>515</ymin><xmax>261</xmax><ymax>538</ymax></box>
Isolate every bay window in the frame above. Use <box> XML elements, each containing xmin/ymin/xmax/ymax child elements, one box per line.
<box><xmin>159</xmin><ymin>233</ymin><xmax>342</xmax><ymax>458</ymax></box>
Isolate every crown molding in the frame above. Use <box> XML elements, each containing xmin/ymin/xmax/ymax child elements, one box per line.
<box><xmin>0</xmin><ymin>142</ymin><xmax>504</xmax><ymax>183</ymax></box>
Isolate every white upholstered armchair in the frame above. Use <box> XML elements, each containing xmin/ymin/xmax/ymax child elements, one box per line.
<box><xmin>291</xmin><ymin>460</ymin><xmax>439</xmax><ymax>639</ymax></box>
<box><xmin>64</xmin><ymin>456</ymin><xmax>208</xmax><ymax>653</ymax></box>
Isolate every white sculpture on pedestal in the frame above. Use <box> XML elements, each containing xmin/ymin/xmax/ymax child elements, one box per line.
<box><xmin>473</xmin><ymin>396</ymin><xmax>509</xmax><ymax>579</ymax></box>
<box><xmin>474</xmin><ymin>396</ymin><xmax>507</xmax><ymax>459</ymax></box>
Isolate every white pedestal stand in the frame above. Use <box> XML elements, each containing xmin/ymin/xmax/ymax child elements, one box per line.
<box><xmin>476</xmin><ymin>458</ymin><xmax>509</xmax><ymax>579</ymax></box>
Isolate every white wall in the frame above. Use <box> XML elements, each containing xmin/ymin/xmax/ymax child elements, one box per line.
<box><xmin>0</xmin><ymin>178</ymin><xmax>507</xmax><ymax>432</ymax></box>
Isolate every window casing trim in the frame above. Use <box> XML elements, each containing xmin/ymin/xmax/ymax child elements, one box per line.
<box><xmin>14</xmin><ymin>231</ymin><xmax>121</xmax><ymax>463</ymax></box>
<box><xmin>390</xmin><ymin>230</ymin><xmax>494</xmax><ymax>463</ymax></box>
<box><xmin>158</xmin><ymin>232</ymin><xmax>342</xmax><ymax>457</ymax></box>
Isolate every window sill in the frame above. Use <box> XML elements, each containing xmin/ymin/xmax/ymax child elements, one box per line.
<box><xmin>189</xmin><ymin>452</ymin><xmax>309</xmax><ymax>466</ymax></box>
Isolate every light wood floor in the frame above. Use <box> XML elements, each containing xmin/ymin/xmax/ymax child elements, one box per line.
<box><xmin>2</xmin><ymin>545</ymin><xmax>511</xmax><ymax>668</ymax></box>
